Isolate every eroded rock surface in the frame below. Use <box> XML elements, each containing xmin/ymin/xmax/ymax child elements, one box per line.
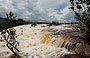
<box><xmin>41</xmin><ymin>24</ymin><xmax>90</xmax><ymax>56</ymax></box>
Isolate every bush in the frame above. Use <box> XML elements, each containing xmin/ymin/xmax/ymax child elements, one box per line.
<box><xmin>31</xmin><ymin>23</ymin><xmax>37</xmax><ymax>27</ymax></box>
<box><xmin>70</xmin><ymin>0</ymin><xmax>90</xmax><ymax>42</ymax></box>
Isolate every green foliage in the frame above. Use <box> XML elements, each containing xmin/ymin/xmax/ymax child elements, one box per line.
<box><xmin>70</xmin><ymin>0</ymin><xmax>90</xmax><ymax>41</ymax></box>
<box><xmin>48</xmin><ymin>23</ymin><xmax>53</xmax><ymax>26</ymax></box>
<box><xmin>0</xmin><ymin>11</ymin><xmax>20</xmax><ymax>56</ymax></box>
<box><xmin>31</xmin><ymin>22</ymin><xmax>37</xmax><ymax>27</ymax></box>
<box><xmin>0</xmin><ymin>11</ymin><xmax>17</xmax><ymax>30</ymax></box>
<box><xmin>47</xmin><ymin>21</ymin><xmax>60</xmax><ymax>26</ymax></box>
<box><xmin>0</xmin><ymin>11</ymin><xmax>30</xmax><ymax>31</ymax></box>
<box><xmin>52</xmin><ymin>21</ymin><xmax>60</xmax><ymax>25</ymax></box>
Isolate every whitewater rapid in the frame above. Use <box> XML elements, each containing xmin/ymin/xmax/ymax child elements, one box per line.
<box><xmin>0</xmin><ymin>24</ymin><xmax>75</xmax><ymax>58</ymax></box>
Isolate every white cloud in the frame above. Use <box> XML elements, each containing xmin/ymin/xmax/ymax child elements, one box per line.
<box><xmin>0</xmin><ymin>0</ymin><xmax>75</xmax><ymax>22</ymax></box>
<box><xmin>46</xmin><ymin>6</ymin><xmax>76</xmax><ymax>23</ymax></box>
<box><xmin>37</xmin><ymin>0</ymin><xmax>66</xmax><ymax>9</ymax></box>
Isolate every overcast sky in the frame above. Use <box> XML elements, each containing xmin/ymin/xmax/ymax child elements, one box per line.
<box><xmin>0</xmin><ymin>0</ymin><xmax>76</xmax><ymax>22</ymax></box>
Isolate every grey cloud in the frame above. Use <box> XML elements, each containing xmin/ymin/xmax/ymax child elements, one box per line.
<box><xmin>0</xmin><ymin>0</ymin><xmax>75</xmax><ymax>23</ymax></box>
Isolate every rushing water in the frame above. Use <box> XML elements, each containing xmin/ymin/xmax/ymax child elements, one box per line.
<box><xmin>0</xmin><ymin>24</ymin><xmax>75</xmax><ymax>58</ymax></box>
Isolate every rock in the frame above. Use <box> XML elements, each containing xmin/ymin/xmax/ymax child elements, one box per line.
<box><xmin>60</xmin><ymin>54</ymin><xmax>90</xmax><ymax>58</ymax></box>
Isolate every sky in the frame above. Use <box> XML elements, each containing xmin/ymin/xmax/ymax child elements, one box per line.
<box><xmin>0</xmin><ymin>0</ymin><xmax>76</xmax><ymax>23</ymax></box>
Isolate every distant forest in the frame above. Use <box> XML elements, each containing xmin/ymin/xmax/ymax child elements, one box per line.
<box><xmin>0</xmin><ymin>11</ymin><xmax>77</xmax><ymax>31</ymax></box>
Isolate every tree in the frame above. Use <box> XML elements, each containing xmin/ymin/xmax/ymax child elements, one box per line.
<box><xmin>69</xmin><ymin>0</ymin><xmax>90</xmax><ymax>41</ymax></box>
<box><xmin>18</xmin><ymin>18</ymin><xmax>24</xmax><ymax>22</ymax></box>
<box><xmin>31</xmin><ymin>22</ymin><xmax>37</xmax><ymax>27</ymax></box>
<box><xmin>0</xmin><ymin>11</ymin><xmax>20</xmax><ymax>57</ymax></box>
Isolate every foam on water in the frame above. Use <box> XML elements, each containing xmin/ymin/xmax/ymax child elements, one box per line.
<box><xmin>19</xmin><ymin>44</ymin><xmax>74</xmax><ymax>58</ymax></box>
<box><xmin>0</xmin><ymin>24</ymin><xmax>75</xmax><ymax>58</ymax></box>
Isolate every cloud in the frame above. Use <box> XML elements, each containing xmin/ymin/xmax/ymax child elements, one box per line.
<box><xmin>0</xmin><ymin>0</ymin><xmax>75</xmax><ymax>22</ymax></box>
